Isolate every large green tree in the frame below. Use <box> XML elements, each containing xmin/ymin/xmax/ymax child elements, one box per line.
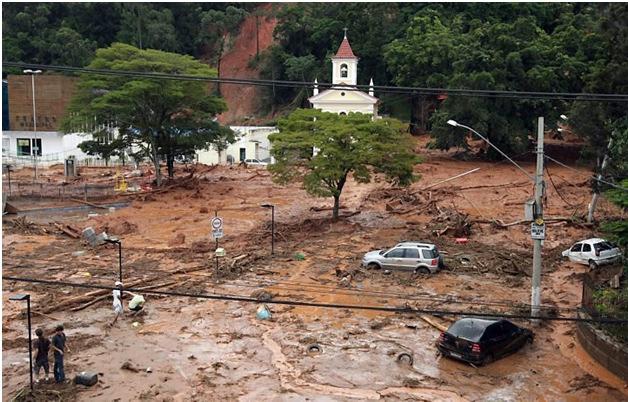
<box><xmin>61</xmin><ymin>43</ymin><xmax>234</xmax><ymax>185</ymax></box>
<box><xmin>385</xmin><ymin>3</ymin><xmax>603</xmax><ymax>157</ymax></box>
<box><xmin>569</xmin><ymin>3</ymin><xmax>628</xmax><ymax>219</ymax></box>
<box><xmin>269</xmin><ymin>109</ymin><xmax>419</xmax><ymax>219</ymax></box>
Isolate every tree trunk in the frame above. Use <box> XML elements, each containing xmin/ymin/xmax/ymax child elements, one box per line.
<box><xmin>409</xmin><ymin>94</ymin><xmax>420</xmax><ymax>135</ymax></box>
<box><xmin>587</xmin><ymin>138</ymin><xmax>613</xmax><ymax>223</ymax></box>
<box><xmin>166</xmin><ymin>153</ymin><xmax>174</xmax><ymax>179</ymax></box>
<box><xmin>332</xmin><ymin>194</ymin><xmax>340</xmax><ymax>220</ymax></box>
<box><xmin>332</xmin><ymin>173</ymin><xmax>348</xmax><ymax>220</ymax></box>
<box><xmin>151</xmin><ymin>139</ymin><xmax>162</xmax><ymax>187</ymax></box>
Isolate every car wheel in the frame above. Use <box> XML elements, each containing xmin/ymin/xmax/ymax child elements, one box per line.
<box><xmin>527</xmin><ymin>335</ymin><xmax>534</xmax><ymax>344</ymax></box>
<box><xmin>367</xmin><ymin>262</ymin><xmax>380</xmax><ymax>270</ymax></box>
<box><xmin>588</xmin><ymin>260</ymin><xmax>598</xmax><ymax>270</ymax></box>
<box><xmin>415</xmin><ymin>267</ymin><xmax>430</xmax><ymax>275</ymax></box>
<box><xmin>482</xmin><ymin>353</ymin><xmax>494</xmax><ymax>366</ymax></box>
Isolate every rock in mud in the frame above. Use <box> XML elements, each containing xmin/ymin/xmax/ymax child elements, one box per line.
<box><xmin>251</xmin><ymin>289</ymin><xmax>273</xmax><ymax>301</ymax></box>
<box><xmin>168</xmin><ymin>233</ymin><xmax>186</xmax><ymax>246</ymax></box>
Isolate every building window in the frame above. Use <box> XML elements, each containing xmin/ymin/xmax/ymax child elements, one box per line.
<box><xmin>339</xmin><ymin>112</ymin><xmax>347</xmax><ymax>116</ymax></box>
<box><xmin>341</xmin><ymin>92</ymin><xmax>346</xmax><ymax>96</ymax></box>
<box><xmin>17</xmin><ymin>138</ymin><xmax>31</xmax><ymax>156</ymax></box>
<box><xmin>340</xmin><ymin>64</ymin><xmax>348</xmax><ymax>78</ymax></box>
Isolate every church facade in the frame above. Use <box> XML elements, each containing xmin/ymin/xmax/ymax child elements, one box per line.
<box><xmin>308</xmin><ymin>32</ymin><xmax>379</xmax><ymax>117</ymax></box>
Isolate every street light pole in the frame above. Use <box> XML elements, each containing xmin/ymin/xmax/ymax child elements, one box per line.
<box><xmin>104</xmin><ymin>238</ymin><xmax>122</xmax><ymax>282</ymax></box>
<box><xmin>23</xmin><ymin>70</ymin><xmax>42</xmax><ymax>181</ymax></box>
<box><xmin>10</xmin><ymin>294</ymin><xmax>33</xmax><ymax>392</ymax></box>
<box><xmin>261</xmin><ymin>204</ymin><xmax>275</xmax><ymax>255</ymax></box>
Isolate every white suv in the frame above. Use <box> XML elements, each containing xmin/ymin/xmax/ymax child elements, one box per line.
<box><xmin>562</xmin><ymin>238</ymin><xmax>622</xmax><ymax>269</ymax></box>
<box><xmin>362</xmin><ymin>242</ymin><xmax>444</xmax><ymax>274</ymax></box>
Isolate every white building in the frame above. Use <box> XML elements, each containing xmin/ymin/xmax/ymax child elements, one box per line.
<box><xmin>308</xmin><ymin>32</ymin><xmax>379</xmax><ymax>116</ymax></box>
<box><xmin>196</xmin><ymin>126</ymin><xmax>278</xmax><ymax>165</ymax></box>
<box><xmin>2</xmin><ymin>130</ymin><xmax>94</xmax><ymax>167</ymax></box>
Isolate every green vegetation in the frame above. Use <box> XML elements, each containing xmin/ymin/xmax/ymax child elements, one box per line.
<box><xmin>60</xmin><ymin>43</ymin><xmax>234</xmax><ymax>186</ymax></box>
<box><xmin>2</xmin><ymin>3</ymin><xmax>250</xmax><ymax>72</ymax></box>
<box><xmin>593</xmin><ymin>286</ymin><xmax>628</xmax><ymax>342</ymax></box>
<box><xmin>269</xmin><ymin>109</ymin><xmax>419</xmax><ymax>219</ymax></box>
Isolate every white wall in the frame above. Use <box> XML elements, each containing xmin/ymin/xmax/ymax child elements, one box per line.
<box><xmin>2</xmin><ymin>131</ymin><xmax>94</xmax><ymax>163</ymax></box>
<box><xmin>196</xmin><ymin>126</ymin><xmax>278</xmax><ymax>165</ymax></box>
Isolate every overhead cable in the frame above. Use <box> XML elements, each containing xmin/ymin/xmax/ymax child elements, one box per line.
<box><xmin>3</xmin><ymin>275</ymin><xmax>626</xmax><ymax>324</ymax></box>
<box><xmin>4</xmin><ymin>62</ymin><xmax>628</xmax><ymax>102</ymax></box>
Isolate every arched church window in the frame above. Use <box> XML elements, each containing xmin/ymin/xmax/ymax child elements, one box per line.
<box><xmin>340</xmin><ymin>64</ymin><xmax>348</xmax><ymax>78</ymax></box>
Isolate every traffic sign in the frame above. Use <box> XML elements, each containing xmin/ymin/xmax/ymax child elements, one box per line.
<box><xmin>212</xmin><ymin>228</ymin><xmax>224</xmax><ymax>239</ymax></box>
<box><xmin>530</xmin><ymin>223</ymin><xmax>546</xmax><ymax>240</ymax></box>
<box><xmin>211</xmin><ymin>216</ymin><xmax>223</xmax><ymax>230</ymax></box>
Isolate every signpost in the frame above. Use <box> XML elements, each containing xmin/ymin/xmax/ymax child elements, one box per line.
<box><xmin>530</xmin><ymin>221</ymin><xmax>546</xmax><ymax>240</ymax></box>
<box><xmin>211</xmin><ymin>214</ymin><xmax>223</xmax><ymax>270</ymax></box>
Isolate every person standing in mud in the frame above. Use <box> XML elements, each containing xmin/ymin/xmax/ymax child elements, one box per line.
<box><xmin>33</xmin><ymin>328</ymin><xmax>51</xmax><ymax>383</ymax></box>
<box><xmin>110</xmin><ymin>281</ymin><xmax>124</xmax><ymax>327</ymax></box>
<box><xmin>51</xmin><ymin>325</ymin><xmax>69</xmax><ymax>383</ymax></box>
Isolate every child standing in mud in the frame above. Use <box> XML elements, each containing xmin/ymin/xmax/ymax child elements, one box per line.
<box><xmin>33</xmin><ymin>328</ymin><xmax>51</xmax><ymax>383</ymax></box>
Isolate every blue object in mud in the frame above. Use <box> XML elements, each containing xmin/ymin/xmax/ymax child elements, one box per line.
<box><xmin>256</xmin><ymin>304</ymin><xmax>271</xmax><ymax>320</ymax></box>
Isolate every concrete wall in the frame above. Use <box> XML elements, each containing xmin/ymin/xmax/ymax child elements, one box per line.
<box><xmin>7</xmin><ymin>74</ymin><xmax>78</xmax><ymax>132</ymax></box>
<box><xmin>197</xmin><ymin>126</ymin><xmax>277</xmax><ymax>165</ymax></box>
<box><xmin>576</xmin><ymin>312</ymin><xmax>628</xmax><ymax>381</ymax></box>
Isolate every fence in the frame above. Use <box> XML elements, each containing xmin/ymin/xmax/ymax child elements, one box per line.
<box><xmin>3</xmin><ymin>181</ymin><xmax>119</xmax><ymax>201</ymax></box>
<box><xmin>3</xmin><ymin>154</ymin><xmax>126</xmax><ymax>168</ymax></box>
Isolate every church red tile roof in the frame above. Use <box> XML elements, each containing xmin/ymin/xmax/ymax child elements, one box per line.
<box><xmin>334</xmin><ymin>37</ymin><xmax>357</xmax><ymax>58</ymax></box>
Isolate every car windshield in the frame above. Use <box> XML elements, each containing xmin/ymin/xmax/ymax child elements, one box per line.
<box><xmin>593</xmin><ymin>241</ymin><xmax>615</xmax><ymax>252</ymax></box>
<box><xmin>447</xmin><ymin>319</ymin><xmax>493</xmax><ymax>342</ymax></box>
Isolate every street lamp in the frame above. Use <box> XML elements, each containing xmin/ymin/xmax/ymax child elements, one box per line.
<box><xmin>261</xmin><ymin>203</ymin><xmax>275</xmax><ymax>255</ymax></box>
<box><xmin>23</xmin><ymin>69</ymin><xmax>42</xmax><ymax>181</ymax></box>
<box><xmin>446</xmin><ymin>119</ymin><xmax>534</xmax><ymax>182</ymax></box>
<box><xmin>9</xmin><ymin>294</ymin><xmax>33</xmax><ymax>392</ymax></box>
<box><xmin>104</xmin><ymin>238</ymin><xmax>122</xmax><ymax>282</ymax></box>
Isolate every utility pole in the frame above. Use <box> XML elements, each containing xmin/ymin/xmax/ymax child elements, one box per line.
<box><xmin>531</xmin><ymin>116</ymin><xmax>545</xmax><ymax>320</ymax></box>
<box><xmin>587</xmin><ymin>137</ymin><xmax>613</xmax><ymax>223</ymax></box>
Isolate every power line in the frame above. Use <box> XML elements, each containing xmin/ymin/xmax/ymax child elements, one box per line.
<box><xmin>3</xmin><ymin>275</ymin><xmax>626</xmax><ymax>324</ymax></box>
<box><xmin>4</xmin><ymin>61</ymin><xmax>628</xmax><ymax>102</ymax></box>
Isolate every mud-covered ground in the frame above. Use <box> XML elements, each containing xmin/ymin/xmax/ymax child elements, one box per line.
<box><xmin>3</xmin><ymin>138</ymin><xmax>627</xmax><ymax>401</ymax></box>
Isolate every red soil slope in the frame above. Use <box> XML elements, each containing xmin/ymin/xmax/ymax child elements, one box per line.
<box><xmin>217</xmin><ymin>4</ymin><xmax>278</xmax><ymax>124</ymax></box>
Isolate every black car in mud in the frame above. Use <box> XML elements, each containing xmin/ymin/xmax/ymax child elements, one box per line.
<box><xmin>436</xmin><ymin>318</ymin><xmax>533</xmax><ymax>365</ymax></box>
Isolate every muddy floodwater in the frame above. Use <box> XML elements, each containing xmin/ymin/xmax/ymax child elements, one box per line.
<box><xmin>3</xmin><ymin>152</ymin><xmax>627</xmax><ymax>400</ymax></box>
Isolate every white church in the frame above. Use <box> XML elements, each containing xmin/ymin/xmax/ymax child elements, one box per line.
<box><xmin>308</xmin><ymin>31</ymin><xmax>379</xmax><ymax>117</ymax></box>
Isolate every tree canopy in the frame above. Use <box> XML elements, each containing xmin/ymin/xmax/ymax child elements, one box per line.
<box><xmin>384</xmin><ymin>3</ymin><xmax>604</xmax><ymax>157</ymax></box>
<box><xmin>269</xmin><ymin>109</ymin><xmax>419</xmax><ymax>219</ymax></box>
<box><xmin>60</xmin><ymin>43</ymin><xmax>234</xmax><ymax>185</ymax></box>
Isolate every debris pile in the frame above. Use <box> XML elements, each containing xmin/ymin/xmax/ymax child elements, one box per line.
<box><xmin>429</xmin><ymin>207</ymin><xmax>472</xmax><ymax>238</ymax></box>
<box><xmin>5</xmin><ymin>216</ymin><xmax>49</xmax><ymax>235</ymax></box>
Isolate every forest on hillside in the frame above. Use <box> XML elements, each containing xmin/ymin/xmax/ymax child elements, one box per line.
<box><xmin>3</xmin><ymin>2</ymin><xmax>626</xmax><ymax>170</ymax></box>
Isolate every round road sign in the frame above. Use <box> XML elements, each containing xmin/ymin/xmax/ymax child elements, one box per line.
<box><xmin>211</xmin><ymin>217</ymin><xmax>223</xmax><ymax>230</ymax></box>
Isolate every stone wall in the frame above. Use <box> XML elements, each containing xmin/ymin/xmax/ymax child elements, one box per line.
<box><xmin>7</xmin><ymin>74</ymin><xmax>77</xmax><ymax>132</ymax></box>
<box><xmin>576</xmin><ymin>312</ymin><xmax>628</xmax><ymax>381</ymax></box>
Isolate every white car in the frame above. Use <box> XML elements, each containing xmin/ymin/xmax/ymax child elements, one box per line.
<box><xmin>243</xmin><ymin>158</ymin><xmax>268</xmax><ymax>166</ymax></box>
<box><xmin>562</xmin><ymin>238</ymin><xmax>622</xmax><ymax>269</ymax></box>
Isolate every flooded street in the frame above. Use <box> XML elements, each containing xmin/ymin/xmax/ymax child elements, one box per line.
<box><xmin>3</xmin><ymin>151</ymin><xmax>626</xmax><ymax>400</ymax></box>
